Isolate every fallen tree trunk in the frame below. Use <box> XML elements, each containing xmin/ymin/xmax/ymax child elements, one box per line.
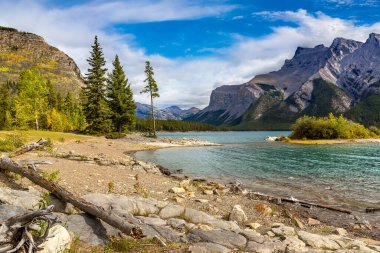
<box><xmin>0</xmin><ymin>156</ymin><xmax>143</xmax><ymax>238</ymax></box>
<box><xmin>0</xmin><ymin>205</ymin><xmax>55</xmax><ymax>253</ymax></box>
<box><xmin>365</xmin><ymin>208</ymin><xmax>380</xmax><ymax>213</ymax></box>
<box><xmin>11</xmin><ymin>138</ymin><xmax>48</xmax><ymax>157</ymax></box>
<box><xmin>248</xmin><ymin>192</ymin><xmax>352</xmax><ymax>214</ymax></box>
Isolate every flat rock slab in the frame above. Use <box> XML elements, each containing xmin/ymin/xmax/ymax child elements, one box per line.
<box><xmin>0</xmin><ymin>187</ymin><xmax>41</xmax><ymax>210</ymax></box>
<box><xmin>152</xmin><ymin>225</ymin><xmax>183</xmax><ymax>243</ymax></box>
<box><xmin>159</xmin><ymin>203</ymin><xmax>185</xmax><ymax>219</ymax></box>
<box><xmin>245</xmin><ymin>241</ymin><xmax>286</xmax><ymax>253</ymax></box>
<box><xmin>56</xmin><ymin>213</ymin><xmax>109</xmax><ymax>245</ymax></box>
<box><xmin>184</xmin><ymin>208</ymin><xmax>216</xmax><ymax>224</ymax></box>
<box><xmin>136</xmin><ymin>216</ymin><xmax>167</xmax><ymax>226</ymax></box>
<box><xmin>189</xmin><ymin>242</ymin><xmax>231</xmax><ymax>253</ymax></box>
<box><xmin>83</xmin><ymin>193</ymin><xmax>168</xmax><ymax>216</ymax></box>
<box><xmin>0</xmin><ymin>204</ymin><xmax>26</xmax><ymax>220</ymax></box>
<box><xmin>298</xmin><ymin>231</ymin><xmax>341</xmax><ymax>250</ymax></box>
<box><xmin>190</xmin><ymin>229</ymin><xmax>247</xmax><ymax>250</ymax></box>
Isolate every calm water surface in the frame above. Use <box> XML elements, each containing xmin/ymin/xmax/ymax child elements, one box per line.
<box><xmin>135</xmin><ymin>131</ymin><xmax>380</xmax><ymax>211</ymax></box>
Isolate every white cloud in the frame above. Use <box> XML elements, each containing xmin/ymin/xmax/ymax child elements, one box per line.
<box><xmin>1</xmin><ymin>3</ymin><xmax>380</xmax><ymax>109</ymax></box>
<box><xmin>322</xmin><ymin>0</ymin><xmax>378</xmax><ymax>6</ymax></box>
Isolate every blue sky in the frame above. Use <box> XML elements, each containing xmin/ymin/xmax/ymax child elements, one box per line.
<box><xmin>1</xmin><ymin>0</ymin><xmax>380</xmax><ymax>108</ymax></box>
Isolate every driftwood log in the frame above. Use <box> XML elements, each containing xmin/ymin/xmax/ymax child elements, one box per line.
<box><xmin>248</xmin><ymin>192</ymin><xmax>352</xmax><ymax>214</ymax></box>
<box><xmin>11</xmin><ymin>139</ymin><xmax>48</xmax><ymax>157</ymax></box>
<box><xmin>0</xmin><ymin>205</ymin><xmax>55</xmax><ymax>253</ymax></box>
<box><xmin>366</xmin><ymin>208</ymin><xmax>380</xmax><ymax>213</ymax></box>
<box><xmin>0</xmin><ymin>156</ymin><xmax>143</xmax><ymax>238</ymax></box>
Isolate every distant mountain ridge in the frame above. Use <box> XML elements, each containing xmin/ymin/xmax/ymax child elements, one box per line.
<box><xmin>136</xmin><ymin>102</ymin><xmax>200</xmax><ymax>120</ymax></box>
<box><xmin>0</xmin><ymin>26</ymin><xmax>83</xmax><ymax>95</ymax></box>
<box><xmin>188</xmin><ymin>33</ymin><xmax>380</xmax><ymax>129</ymax></box>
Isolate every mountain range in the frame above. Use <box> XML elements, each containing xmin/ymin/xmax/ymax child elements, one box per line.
<box><xmin>187</xmin><ymin>33</ymin><xmax>380</xmax><ymax>129</ymax></box>
<box><xmin>136</xmin><ymin>102</ymin><xmax>200</xmax><ymax>120</ymax></box>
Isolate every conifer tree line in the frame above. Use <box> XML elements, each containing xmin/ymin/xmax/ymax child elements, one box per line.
<box><xmin>0</xmin><ymin>35</ymin><xmax>160</xmax><ymax>134</ymax></box>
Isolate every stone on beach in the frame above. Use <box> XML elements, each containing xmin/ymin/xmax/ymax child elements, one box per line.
<box><xmin>228</xmin><ymin>204</ymin><xmax>247</xmax><ymax>224</ymax></box>
<box><xmin>169</xmin><ymin>187</ymin><xmax>186</xmax><ymax>194</ymax></box>
<box><xmin>308</xmin><ymin>217</ymin><xmax>321</xmax><ymax>226</ymax></box>
<box><xmin>247</xmin><ymin>222</ymin><xmax>261</xmax><ymax>230</ymax></box>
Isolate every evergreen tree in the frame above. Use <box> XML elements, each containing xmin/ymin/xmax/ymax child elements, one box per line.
<box><xmin>0</xmin><ymin>81</ymin><xmax>18</xmax><ymax>129</ymax></box>
<box><xmin>47</xmin><ymin>80</ymin><xmax>57</xmax><ymax>109</ymax></box>
<box><xmin>141</xmin><ymin>61</ymin><xmax>159</xmax><ymax>136</ymax></box>
<box><xmin>56</xmin><ymin>93</ymin><xmax>64</xmax><ymax>111</ymax></box>
<box><xmin>106</xmin><ymin>55</ymin><xmax>136</xmax><ymax>133</ymax></box>
<box><xmin>82</xmin><ymin>36</ymin><xmax>111</xmax><ymax>133</ymax></box>
<box><xmin>0</xmin><ymin>82</ymin><xmax>12</xmax><ymax>129</ymax></box>
<box><xmin>64</xmin><ymin>92</ymin><xmax>75</xmax><ymax>113</ymax></box>
<box><xmin>15</xmin><ymin>69</ymin><xmax>49</xmax><ymax>130</ymax></box>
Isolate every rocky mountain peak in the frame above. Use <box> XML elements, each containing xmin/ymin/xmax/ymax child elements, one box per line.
<box><xmin>329</xmin><ymin>37</ymin><xmax>363</xmax><ymax>57</ymax></box>
<box><xmin>0</xmin><ymin>28</ymin><xmax>83</xmax><ymax>95</ymax></box>
<box><xmin>368</xmin><ymin>33</ymin><xmax>380</xmax><ymax>43</ymax></box>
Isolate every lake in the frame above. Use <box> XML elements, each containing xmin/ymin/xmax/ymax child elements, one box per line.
<box><xmin>135</xmin><ymin>131</ymin><xmax>380</xmax><ymax>212</ymax></box>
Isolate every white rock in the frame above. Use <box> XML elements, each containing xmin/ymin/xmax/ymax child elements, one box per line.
<box><xmin>37</xmin><ymin>225</ymin><xmax>71</xmax><ymax>253</ymax></box>
<box><xmin>159</xmin><ymin>204</ymin><xmax>185</xmax><ymax>219</ymax></box>
<box><xmin>228</xmin><ymin>205</ymin><xmax>247</xmax><ymax>224</ymax></box>
<box><xmin>247</xmin><ymin>222</ymin><xmax>261</xmax><ymax>230</ymax></box>
<box><xmin>335</xmin><ymin>227</ymin><xmax>348</xmax><ymax>236</ymax></box>
<box><xmin>169</xmin><ymin>187</ymin><xmax>186</xmax><ymax>194</ymax></box>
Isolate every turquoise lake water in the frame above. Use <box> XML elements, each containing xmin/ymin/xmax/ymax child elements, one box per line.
<box><xmin>135</xmin><ymin>131</ymin><xmax>380</xmax><ymax>211</ymax></box>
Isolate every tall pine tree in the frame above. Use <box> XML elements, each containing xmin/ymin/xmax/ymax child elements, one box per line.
<box><xmin>106</xmin><ymin>55</ymin><xmax>136</xmax><ymax>133</ymax></box>
<box><xmin>141</xmin><ymin>61</ymin><xmax>159</xmax><ymax>136</ymax></box>
<box><xmin>82</xmin><ymin>36</ymin><xmax>111</xmax><ymax>133</ymax></box>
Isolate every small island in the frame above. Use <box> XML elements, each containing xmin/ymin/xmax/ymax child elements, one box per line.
<box><xmin>283</xmin><ymin>114</ymin><xmax>380</xmax><ymax>144</ymax></box>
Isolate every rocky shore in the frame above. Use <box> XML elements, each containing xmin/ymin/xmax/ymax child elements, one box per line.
<box><xmin>0</xmin><ymin>133</ymin><xmax>379</xmax><ymax>252</ymax></box>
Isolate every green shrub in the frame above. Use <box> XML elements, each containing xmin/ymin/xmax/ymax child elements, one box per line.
<box><xmin>0</xmin><ymin>134</ymin><xmax>25</xmax><ymax>152</ymax></box>
<box><xmin>369</xmin><ymin>126</ymin><xmax>380</xmax><ymax>135</ymax></box>
<box><xmin>290</xmin><ymin>113</ymin><xmax>378</xmax><ymax>140</ymax></box>
<box><xmin>105</xmin><ymin>132</ymin><xmax>126</xmax><ymax>139</ymax></box>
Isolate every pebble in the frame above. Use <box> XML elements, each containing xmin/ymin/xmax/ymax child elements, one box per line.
<box><xmin>169</xmin><ymin>187</ymin><xmax>186</xmax><ymax>194</ymax></box>
<box><xmin>308</xmin><ymin>218</ymin><xmax>321</xmax><ymax>226</ymax></box>
<box><xmin>195</xmin><ymin>199</ymin><xmax>209</xmax><ymax>203</ymax></box>
<box><xmin>203</xmin><ymin>190</ymin><xmax>214</xmax><ymax>195</ymax></box>
<box><xmin>247</xmin><ymin>222</ymin><xmax>261</xmax><ymax>230</ymax></box>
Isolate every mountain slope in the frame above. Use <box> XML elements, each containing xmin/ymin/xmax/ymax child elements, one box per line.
<box><xmin>192</xmin><ymin>33</ymin><xmax>380</xmax><ymax>129</ymax></box>
<box><xmin>0</xmin><ymin>27</ymin><xmax>83</xmax><ymax>94</ymax></box>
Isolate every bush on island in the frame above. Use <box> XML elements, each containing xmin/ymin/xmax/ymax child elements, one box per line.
<box><xmin>290</xmin><ymin>113</ymin><xmax>378</xmax><ymax>140</ymax></box>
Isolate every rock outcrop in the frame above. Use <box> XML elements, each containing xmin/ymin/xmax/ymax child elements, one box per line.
<box><xmin>2</xmin><ymin>188</ymin><xmax>380</xmax><ymax>252</ymax></box>
<box><xmin>190</xmin><ymin>33</ymin><xmax>380</xmax><ymax>129</ymax></box>
<box><xmin>0</xmin><ymin>28</ymin><xmax>83</xmax><ymax>95</ymax></box>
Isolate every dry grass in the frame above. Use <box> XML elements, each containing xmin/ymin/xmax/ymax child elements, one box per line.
<box><xmin>0</xmin><ymin>130</ymin><xmax>89</xmax><ymax>143</ymax></box>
